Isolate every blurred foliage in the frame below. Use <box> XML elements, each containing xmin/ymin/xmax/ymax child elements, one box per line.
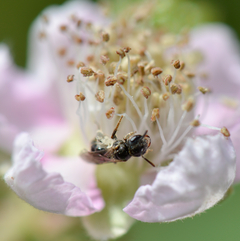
<box><xmin>1</xmin><ymin>0</ymin><xmax>240</xmax><ymax>241</ymax></box>
<box><xmin>102</xmin><ymin>0</ymin><xmax>220</xmax><ymax>32</ymax></box>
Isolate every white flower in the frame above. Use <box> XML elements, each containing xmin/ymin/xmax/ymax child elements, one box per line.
<box><xmin>2</xmin><ymin>1</ymin><xmax>238</xmax><ymax>240</ymax></box>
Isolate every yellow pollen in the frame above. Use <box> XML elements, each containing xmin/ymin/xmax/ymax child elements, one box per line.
<box><xmin>105</xmin><ymin>76</ymin><xmax>117</xmax><ymax>86</ymax></box>
<box><xmin>105</xmin><ymin>107</ymin><xmax>115</xmax><ymax>119</ymax></box>
<box><xmin>141</xmin><ymin>86</ymin><xmax>151</xmax><ymax>99</ymax></box>
<box><xmin>151</xmin><ymin>108</ymin><xmax>160</xmax><ymax>122</ymax></box>
<box><xmin>171</xmin><ymin>59</ymin><xmax>181</xmax><ymax>69</ymax></box>
<box><xmin>151</xmin><ymin>67</ymin><xmax>163</xmax><ymax>77</ymax></box>
<box><xmin>75</xmin><ymin>92</ymin><xmax>85</xmax><ymax>101</ymax></box>
<box><xmin>95</xmin><ymin>90</ymin><xmax>105</xmax><ymax>103</ymax></box>
<box><xmin>67</xmin><ymin>75</ymin><xmax>74</xmax><ymax>82</ymax></box>
<box><xmin>221</xmin><ymin>127</ymin><xmax>230</xmax><ymax>137</ymax></box>
<box><xmin>80</xmin><ymin>67</ymin><xmax>95</xmax><ymax>77</ymax></box>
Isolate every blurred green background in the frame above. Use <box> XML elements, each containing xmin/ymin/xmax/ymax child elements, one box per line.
<box><xmin>1</xmin><ymin>0</ymin><xmax>240</xmax><ymax>241</ymax></box>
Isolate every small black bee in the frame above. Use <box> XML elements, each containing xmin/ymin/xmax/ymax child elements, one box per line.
<box><xmin>81</xmin><ymin>116</ymin><xmax>155</xmax><ymax>167</ymax></box>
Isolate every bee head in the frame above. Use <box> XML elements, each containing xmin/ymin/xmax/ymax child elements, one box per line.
<box><xmin>126</xmin><ymin>131</ymin><xmax>151</xmax><ymax>157</ymax></box>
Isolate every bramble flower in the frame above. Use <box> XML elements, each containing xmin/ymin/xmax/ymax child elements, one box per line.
<box><xmin>2</xmin><ymin>1</ymin><xmax>239</xmax><ymax>240</ymax></box>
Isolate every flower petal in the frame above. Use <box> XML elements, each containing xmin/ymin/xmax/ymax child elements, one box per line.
<box><xmin>4</xmin><ymin>133</ymin><xmax>104</xmax><ymax>216</ymax></box>
<box><xmin>124</xmin><ymin>134</ymin><xmax>236</xmax><ymax>222</ymax></box>
<box><xmin>190</xmin><ymin>24</ymin><xmax>240</xmax><ymax>97</ymax></box>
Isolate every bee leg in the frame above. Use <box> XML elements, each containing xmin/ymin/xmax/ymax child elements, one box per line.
<box><xmin>111</xmin><ymin>115</ymin><xmax>124</xmax><ymax>139</ymax></box>
<box><xmin>142</xmin><ymin>156</ymin><xmax>155</xmax><ymax>167</ymax></box>
<box><xmin>123</xmin><ymin>131</ymin><xmax>136</xmax><ymax>141</ymax></box>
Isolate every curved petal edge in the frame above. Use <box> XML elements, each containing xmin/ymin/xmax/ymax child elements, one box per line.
<box><xmin>123</xmin><ymin>134</ymin><xmax>236</xmax><ymax>222</ymax></box>
<box><xmin>4</xmin><ymin>132</ymin><xmax>103</xmax><ymax>216</ymax></box>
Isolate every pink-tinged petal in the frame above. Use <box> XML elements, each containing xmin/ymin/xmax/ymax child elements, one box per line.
<box><xmin>230</xmin><ymin>122</ymin><xmax>240</xmax><ymax>182</ymax></box>
<box><xmin>0</xmin><ymin>44</ymin><xmax>72</xmax><ymax>152</ymax></box>
<box><xmin>27</xmin><ymin>1</ymin><xmax>109</xmax><ymax>77</ymax></box>
<box><xmin>0</xmin><ymin>114</ymin><xmax>19</xmax><ymax>152</ymax></box>
<box><xmin>4</xmin><ymin>133</ymin><xmax>104</xmax><ymax>216</ymax></box>
<box><xmin>124</xmin><ymin>134</ymin><xmax>236</xmax><ymax>222</ymax></box>
<box><xmin>41</xmin><ymin>154</ymin><xmax>104</xmax><ymax>211</ymax></box>
<box><xmin>190</xmin><ymin>24</ymin><xmax>240</xmax><ymax>97</ymax></box>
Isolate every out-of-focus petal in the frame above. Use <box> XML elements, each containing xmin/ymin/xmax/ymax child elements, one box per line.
<box><xmin>190</xmin><ymin>24</ymin><xmax>240</xmax><ymax>97</ymax></box>
<box><xmin>27</xmin><ymin>0</ymin><xmax>109</xmax><ymax>77</ymax></box>
<box><xmin>124</xmin><ymin>134</ymin><xmax>236</xmax><ymax>222</ymax></box>
<box><xmin>4</xmin><ymin>133</ymin><xmax>104</xmax><ymax>216</ymax></box>
<box><xmin>0</xmin><ymin>115</ymin><xmax>19</xmax><ymax>153</ymax></box>
<box><xmin>0</xmin><ymin>44</ymin><xmax>71</xmax><ymax>152</ymax></box>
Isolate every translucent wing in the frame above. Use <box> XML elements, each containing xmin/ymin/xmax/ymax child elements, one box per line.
<box><xmin>80</xmin><ymin>148</ymin><xmax>120</xmax><ymax>164</ymax></box>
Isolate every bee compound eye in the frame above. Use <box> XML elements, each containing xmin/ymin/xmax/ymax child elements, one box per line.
<box><xmin>127</xmin><ymin>135</ymin><xmax>148</xmax><ymax>157</ymax></box>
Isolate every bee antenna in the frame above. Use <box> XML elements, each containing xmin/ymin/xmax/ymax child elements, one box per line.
<box><xmin>142</xmin><ymin>156</ymin><xmax>155</xmax><ymax>167</ymax></box>
<box><xmin>111</xmin><ymin>116</ymin><xmax>124</xmax><ymax>139</ymax></box>
<box><xmin>139</xmin><ymin>130</ymin><xmax>148</xmax><ymax>141</ymax></box>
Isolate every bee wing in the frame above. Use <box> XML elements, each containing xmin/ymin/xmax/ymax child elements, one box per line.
<box><xmin>80</xmin><ymin>149</ymin><xmax>118</xmax><ymax>164</ymax></box>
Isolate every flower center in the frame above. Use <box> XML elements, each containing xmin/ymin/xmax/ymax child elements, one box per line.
<box><xmin>66</xmin><ymin>25</ymin><xmax>204</xmax><ymax>168</ymax></box>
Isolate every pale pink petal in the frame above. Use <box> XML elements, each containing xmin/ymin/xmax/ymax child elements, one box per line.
<box><xmin>0</xmin><ymin>44</ymin><xmax>71</xmax><ymax>152</ymax></box>
<box><xmin>190</xmin><ymin>24</ymin><xmax>240</xmax><ymax>97</ymax></box>
<box><xmin>124</xmin><ymin>134</ymin><xmax>236</xmax><ymax>222</ymax></box>
<box><xmin>27</xmin><ymin>1</ymin><xmax>109</xmax><ymax>77</ymax></box>
<box><xmin>0</xmin><ymin>114</ymin><xmax>19</xmax><ymax>153</ymax></box>
<box><xmin>4</xmin><ymin>133</ymin><xmax>104</xmax><ymax>216</ymax></box>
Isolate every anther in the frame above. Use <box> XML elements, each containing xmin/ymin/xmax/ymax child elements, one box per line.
<box><xmin>163</xmin><ymin>75</ymin><xmax>172</xmax><ymax>85</ymax></box>
<box><xmin>101</xmin><ymin>31</ymin><xmax>110</xmax><ymax>42</ymax></box>
<box><xmin>162</xmin><ymin>93</ymin><xmax>170</xmax><ymax>101</ymax></box>
<box><xmin>105</xmin><ymin>107</ymin><xmax>115</xmax><ymax>119</ymax></box>
<box><xmin>67</xmin><ymin>75</ymin><xmax>74</xmax><ymax>82</ymax></box>
<box><xmin>221</xmin><ymin>127</ymin><xmax>230</xmax><ymax>137</ymax></box>
<box><xmin>138</xmin><ymin>63</ymin><xmax>145</xmax><ymax>76</ymax></box>
<box><xmin>75</xmin><ymin>92</ymin><xmax>85</xmax><ymax>101</ymax></box>
<box><xmin>100</xmin><ymin>55</ymin><xmax>110</xmax><ymax>65</ymax></box>
<box><xmin>182</xmin><ymin>97</ymin><xmax>194</xmax><ymax>112</ymax></box>
<box><xmin>76</xmin><ymin>61</ymin><xmax>85</xmax><ymax>69</ymax></box>
<box><xmin>67</xmin><ymin>60</ymin><xmax>75</xmax><ymax>67</ymax></box>
<box><xmin>105</xmin><ymin>75</ymin><xmax>117</xmax><ymax>86</ymax></box>
<box><xmin>170</xmin><ymin>83</ymin><xmax>181</xmax><ymax>94</ymax></box>
<box><xmin>42</xmin><ymin>15</ymin><xmax>48</xmax><ymax>23</ymax></box>
<box><xmin>60</xmin><ymin>25</ymin><xmax>67</xmax><ymax>32</ymax></box>
<box><xmin>77</xmin><ymin>19</ymin><xmax>82</xmax><ymax>27</ymax></box>
<box><xmin>116</xmin><ymin>48</ymin><xmax>126</xmax><ymax>58</ymax></box>
<box><xmin>86</xmin><ymin>55</ymin><xmax>94</xmax><ymax>62</ymax></box>
<box><xmin>58</xmin><ymin>48</ymin><xmax>67</xmax><ymax>57</ymax></box>
<box><xmin>117</xmin><ymin>73</ymin><xmax>127</xmax><ymax>85</ymax></box>
<box><xmin>81</xmin><ymin>67</ymin><xmax>95</xmax><ymax>77</ymax></box>
<box><xmin>38</xmin><ymin>31</ymin><xmax>46</xmax><ymax>39</ymax></box>
<box><xmin>73</xmin><ymin>35</ymin><xmax>83</xmax><ymax>44</ymax></box>
<box><xmin>185</xmin><ymin>72</ymin><xmax>195</xmax><ymax>78</ymax></box>
<box><xmin>190</xmin><ymin>119</ymin><xmax>200</xmax><ymax>127</ymax></box>
<box><xmin>123</xmin><ymin>47</ymin><xmax>131</xmax><ymax>53</ymax></box>
<box><xmin>179</xmin><ymin>61</ymin><xmax>185</xmax><ymax>70</ymax></box>
<box><xmin>95</xmin><ymin>90</ymin><xmax>105</xmax><ymax>103</ymax></box>
<box><xmin>151</xmin><ymin>67</ymin><xmax>162</xmax><ymax>77</ymax></box>
<box><xmin>198</xmin><ymin>86</ymin><xmax>210</xmax><ymax>94</ymax></box>
<box><xmin>141</xmin><ymin>86</ymin><xmax>151</xmax><ymax>99</ymax></box>
<box><xmin>151</xmin><ymin>108</ymin><xmax>160</xmax><ymax>122</ymax></box>
<box><xmin>171</xmin><ymin>59</ymin><xmax>181</xmax><ymax>69</ymax></box>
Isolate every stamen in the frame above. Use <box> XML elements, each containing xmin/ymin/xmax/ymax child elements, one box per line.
<box><xmin>119</xmin><ymin>84</ymin><xmax>143</xmax><ymax>119</ymax></box>
<box><xmin>67</xmin><ymin>74</ymin><xmax>74</xmax><ymax>82</ymax></box>
<box><xmin>106</xmin><ymin>107</ymin><xmax>115</xmax><ymax>119</ymax></box>
<box><xmin>166</xmin><ymin>111</ymin><xmax>187</xmax><ymax>147</ymax></box>
<box><xmin>116</xmin><ymin>113</ymin><xmax>137</xmax><ymax>132</ymax></box>
<box><xmin>75</xmin><ymin>92</ymin><xmax>85</xmax><ymax>101</ymax></box>
<box><xmin>95</xmin><ymin>90</ymin><xmax>105</xmax><ymax>103</ymax></box>
<box><xmin>114</xmin><ymin>57</ymin><xmax>122</xmax><ymax>77</ymax></box>
<box><xmin>80</xmin><ymin>67</ymin><xmax>95</xmax><ymax>77</ymax></box>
